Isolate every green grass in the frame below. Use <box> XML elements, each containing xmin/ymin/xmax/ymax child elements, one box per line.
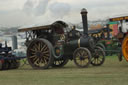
<box><xmin>0</xmin><ymin>56</ymin><xmax>128</xmax><ymax>85</ymax></box>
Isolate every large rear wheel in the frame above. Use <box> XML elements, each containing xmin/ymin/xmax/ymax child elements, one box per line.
<box><xmin>27</xmin><ymin>39</ymin><xmax>54</xmax><ymax>69</ymax></box>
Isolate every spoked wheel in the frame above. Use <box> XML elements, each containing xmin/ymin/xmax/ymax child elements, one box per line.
<box><xmin>73</xmin><ymin>47</ymin><xmax>91</xmax><ymax>68</ymax></box>
<box><xmin>52</xmin><ymin>58</ymin><xmax>69</xmax><ymax>68</ymax></box>
<box><xmin>122</xmin><ymin>35</ymin><xmax>128</xmax><ymax>61</ymax></box>
<box><xmin>27</xmin><ymin>39</ymin><xmax>54</xmax><ymax>69</ymax></box>
<box><xmin>91</xmin><ymin>46</ymin><xmax>105</xmax><ymax>66</ymax></box>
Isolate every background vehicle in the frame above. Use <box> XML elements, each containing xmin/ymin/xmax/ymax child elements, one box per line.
<box><xmin>109</xmin><ymin>16</ymin><xmax>128</xmax><ymax>61</ymax></box>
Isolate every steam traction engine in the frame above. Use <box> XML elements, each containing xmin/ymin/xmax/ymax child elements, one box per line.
<box><xmin>109</xmin><ymin>16</ymin><xmax>128</xmax><ymax>61</ymax></box>
<box><xmin>18</xmin><ymin>8</ymin><xmax>105</xmax><ymax>69</ymax></box>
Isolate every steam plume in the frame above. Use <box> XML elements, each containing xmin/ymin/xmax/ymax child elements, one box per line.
<box><xmin>49</xmin><ymin>2</ymin><xmax>71</xmax><ymax>18</ymax></box>
<box><xmin>23</xmin><ymin>0</ymin><xmax>50</xmax><ymax>16</ymax></box>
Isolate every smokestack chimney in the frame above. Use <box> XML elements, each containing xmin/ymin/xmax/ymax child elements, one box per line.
<box><xmin>81</xmin><ymin>8</ymin><xmax>88</xmax><ymax>35</ymax></box>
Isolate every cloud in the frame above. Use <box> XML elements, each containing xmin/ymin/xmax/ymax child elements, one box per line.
<box><xmin>22</xmin><ymin>0</ymin><xmax>71</xmax><ymax>18</ymax></box>
<box><xmin>49</xmin><ymin>2</ymin><xmax>71</xmax><ymax>18</ymax></box>
<box><xmin>22</xmin><ymin>0</ymin><xmax>35</xmax><ymax>15</ymax></box>
<box><xmin>0</xmin><ymin>0</ymin><xmax>25</xmax><ymax>11</ymax></box>
<box><xmin>23</xmin><ymin>0</ymin><xmax>50</xmax><ymax>16</ymax></box>
<box><xmin>0</xmin><ymin>10</ymin><xmax>35</xmax><ymax>27</ymax></box>
<box><xmin>0</xmin><ymin>0</ymin><xmax>128</xmax><ymax>27</ymax></box>
<box><xmin>34</xmin><ymin>0</ymin><xmax>50</xmax><ymax>16</ymax></box>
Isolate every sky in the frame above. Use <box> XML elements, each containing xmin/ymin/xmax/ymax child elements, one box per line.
<box><xmin>0</xmin><ymin>0</ymin><xmax>128</xmax><ymax>27</ymax></box>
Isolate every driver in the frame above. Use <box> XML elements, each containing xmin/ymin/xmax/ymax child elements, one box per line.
<box><xmin>68</xmin><ymin>25</ymin><xmax>81</xmax><ymax>40</ymax></box>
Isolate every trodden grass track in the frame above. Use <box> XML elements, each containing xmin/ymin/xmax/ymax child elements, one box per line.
<box><xmin>0</xmin><ymin>56</ymin><xmax>128</xmax><ymax>85</ymax></box>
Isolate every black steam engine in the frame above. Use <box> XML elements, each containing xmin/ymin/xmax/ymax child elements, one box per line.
<box><xmin>18</xmin><ymin>8</ymin><xmax>105</xmax><ymax>69</ymax></box>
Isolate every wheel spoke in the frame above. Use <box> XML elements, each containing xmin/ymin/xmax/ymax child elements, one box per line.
<box><xmin>80</xmin><ymin>50</ymin><xmax>83</xmax><ymax>56</ymax></box>
<box><xmin>91</xmin><ymin>57</ymin><xmax>95</xmax><ymax>62</ymax></box>
<box><xmin>84</xmin><ymin>55</ymin><xmax>88</xmax><ymax>59</ymax></box>
<box><xmin>44</xmin><ymin>53</ymin><xmax>50</xmax><ymax>57</ymax></box>
<box><xmin>75</xmin><ymin>57</ymin><xmax>80</xmax><ymax>60</ymax></box>
<box><xmin>30</xmin><ymin>48</ymin><xmax>37</xmax><ymax>52</ymax></box>
<box><xmin>94</xmin><ymin>58</ymin><xmax>96</xmax><ymax>64</ymax></box>
<box><xmin>39</xmin><ymin>42</ymin><xmax>43</xmax><ymax>50</ymax></box>
<box><xmin>37</xmin><ymin>43</ymin><xmax>40</xmax><ymax>51</ymax></box>
<box><xmin>76</xmin><ymin>53</ymin><xmax>80</xmax><ymax>58</ymax></box>
<box><xmin>31</xmin><ymin>52</ymin><xmax>36</xmax><ymax>55</ymax></box>
<box><xmin>43</xmin><ymin>51</ymin><xmax>49</xmax><ymax>54</ymax></box>
<box><xmin>41</xmin><ymin>45</ymin><xmax>47</xmax><ymax>51</ymax></box>
<box><xmin>82</xmin><ymin>60</ymin><xmax>84</xmax><ymax>66</ymax></box>
<box><xmin>40</xmin><ymin>58</ymin><xmax>45</xmax><ymax>63</ymax></box>
<box><xmin>97</xmin><ymin>58</ymin><xmax>101</xmax><ymax>63</ymax></box>
<box><xmin>34</xmin><ymin>58</ymin><xmax>39</xmax><ymax>65</ymax></box>
<box><xmin>43</xmin><ymin>56</ymin><xmax>49</xmax><ymax>59</ymax></box>
<box><xmin>44</xmin><ymin>59</ymin><xmax>48</xmax><ymax>65</ymax></box>
<box><xmin>34</xmin><ymin>44</ymin><xmax>39</xmax><ymax>51</ymax></box>
<box><xmin>29</xmin><ymin>55</ymin><xmax>36</xmax><ymax>58</ymax></box>
<box><xmin>38</xmin><ymin>62</ymin><xmax>44</xmax><ymax>67</ymax></box>
<box><xmin>43</xmin><ymin>46</ymin><xmax>48</xmax><ymax>51</ymax></box>
<box><xmin>38</xmin><ymin>43</ymin><xmax>41</xmax><ymax>50</ymax></box>
<box><xmin>58</xmin><ymin>61</ymin><xmax>61</xmax><ymax>65</ymax></box>
<box><xmin>33</xmin><ymin>57</ymin><xmax>38</xmax><ymax>62</ymax></box>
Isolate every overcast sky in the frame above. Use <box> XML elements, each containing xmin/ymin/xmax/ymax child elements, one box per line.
<box><xmin>0</xmin><ymin>0</ymin><xmax>128</xmax><ymax>27</ymax></box>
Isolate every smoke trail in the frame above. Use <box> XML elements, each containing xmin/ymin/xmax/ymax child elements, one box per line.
<box><xmin>23</xmin><ymin>0</ymin><xmax>35</xmax><ymax>15</ymax></box>
<box><xmin>23</xmin><ymin>0</ymin><xmax>50</xmax><ymax>16</ymax></box>
<box><xmin>49</xmin><ymin>2</ymin><xmax>71</xmax><ymax>18</ymax></box>
<box><xmin>34</xmin><ymin>0</ymin><xmax>50</xmax><ymax>16</ymax></box>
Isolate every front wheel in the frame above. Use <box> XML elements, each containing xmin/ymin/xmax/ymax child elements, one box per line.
<box><xmin>73</xmin><ymin>47</ymin><xmax>91</xmax><ymax>68</ymax></box>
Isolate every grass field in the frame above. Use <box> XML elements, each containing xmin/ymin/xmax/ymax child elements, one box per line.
<box><xmin>0</xmin><ymin>56</ymin><xmax>128</xmax><ymax>85</ymax></box>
